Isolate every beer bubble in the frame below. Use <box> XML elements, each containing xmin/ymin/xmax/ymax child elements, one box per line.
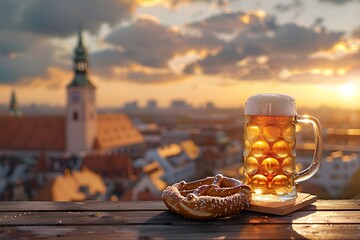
<box><xmin>283</xmin><ymin>124</ymin><xmax>295</xmax><ymax>142</ymax></box>
<box><xmin>263</xmin><ymin>125</ymin><xmax>280</xmax><ymax>142</ymax></box>
<box><xmin>251</xmin><ymin>140</ymin><xmax>270</xmax><ymax>158</ymax></box>
<box><xmin>272</xmin><ymin>175</ymin><xmax>288</xmax><ymax>194</ymax></box>
<box><xmin>245</xmin><ymin>156</ymin><xmax>259</xmax><ymax>175</ymax></box>
<box><xmin>273</xmin><ymin>140</ymin><xmax>289</xmax><ymax>158</ymax></box>
<box><xmin>282</xmin><ymin>157</ymin><xmax>295</xmax><ymax>175</ymax></box>
<box><xmin>246</xmin><ymin>124</ymin><xmax>260</xmax><ymax>142</ymax></box>
<box><xmin>244</xmin><ymin>139</ymin><xmax>251</xmax><ymax>156</ymax></box>
<box><xmin>251</xmin><ymin>174</ymin><xmax>267</xmax><ymax>194</ymax></box>
<box><xmin>261</xmin><ymin>157</ymin><xmax>280</xmax><ymax>176</ymax></box>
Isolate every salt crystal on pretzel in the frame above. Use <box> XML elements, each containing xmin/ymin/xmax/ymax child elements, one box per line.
<box><xmin>162</xmin><ymin>174</ymin><xmax>251</xmax><ymax>220</ymax></box>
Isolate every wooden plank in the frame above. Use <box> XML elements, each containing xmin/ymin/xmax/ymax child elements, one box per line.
<box><xmin>0</xmin><ymin>200</ymin><xmax>359</xmax><ymax>212</ymax></box>
<box><xmin>0</xmin><ymin>210</ymin><xmax>359</xmax><ymax>226</ymax></box>
<box><xmin>246</xmin><ymin>193</ymin><xmax>317</xmax><ymax>215</ymax></box>
<box><xmin>0</xmin><ymin>201</ymin><xmax>166</xmax><ymax>212</ymax></box>
<box><xmin>1</xmin><ymin>224</ymin><xmax>360</xmax><ymax>240</ymax></box>
<box><xmin>306</xmin><ymin>199</ymin><xmax>360</xmax><ymax>211</ymax></box>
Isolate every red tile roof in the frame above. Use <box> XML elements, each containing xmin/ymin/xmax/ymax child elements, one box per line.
<box><xmin>94</xmin><ymin>114</ymin><xmax>144</xmax><ymax>150</ymax></box>
<box><xmin>0</xmin><ymin>113</ymin><xmax>143</xmax><ymax>152</ymax></box>
<box><xmin>0</xmin><ymin>116</ymin><xmax>65</xmax><ymax>151</ymax></box>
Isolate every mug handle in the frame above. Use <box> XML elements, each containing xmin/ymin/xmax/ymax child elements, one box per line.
<box><xmin>294</xmin><ymin>115</ymin><xmax>324</xmax><ymax>183</ymax></box>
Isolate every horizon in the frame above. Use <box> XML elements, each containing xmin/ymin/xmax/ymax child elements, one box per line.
<box><xmin>1</xmin><ymin>0</ymin><xmax>360</xmax><ymax>109</ymax></box>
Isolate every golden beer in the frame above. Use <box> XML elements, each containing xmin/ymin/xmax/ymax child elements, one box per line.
<box><xmin>243</xmin><ymin>115</ymin><xmax>296</xmax><ymax>196</ymax></box>
<box><xmin>243</xmin><ymin>93</ymin><xmax>323</xmax><ymax>202</ymax></box>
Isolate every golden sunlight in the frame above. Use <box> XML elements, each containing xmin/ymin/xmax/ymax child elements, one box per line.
<box><xmin>138</xmin><ymin>0</ymin><xmax>163</xmax><ymax>6</ymax></box>
<box><xmin>340</xmin><ymin>83</ymin><xmax>356</xmax><ymax>98</ymax></box>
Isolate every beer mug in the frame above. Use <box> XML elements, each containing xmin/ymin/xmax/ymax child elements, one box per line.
<box><xmin>243</xmin><ymin>93</ymin><xmax>323</xmax><ymax>202</ymax></box>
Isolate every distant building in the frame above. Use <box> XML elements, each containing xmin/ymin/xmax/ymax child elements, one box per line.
<box><xmin>122</xmin><ymin>161</ymin><xmax>167</xmax><ymax>201</ymax></box>
<box><xmin>0</xmin><ymin>29</ymin><xmax>145</xmax><ymax>158</ymax></box>
<box><xmin>124</xmin><ymin>140</ymin><xmax>200</xmax><ymax>200</ymax></box>
<box><xmin>205</xmin><ymin>101</ymin><xmax>216</xmax><ymax>110</ymax></box>
<box><xmin>190</xmin><ymin>128</ymin><xmax>230</xmax><ymax>148</ymax></box>
<box><xmin>161</xmin><ymin>129</ymin><xmax>190</xmax><ymax>145</ymax></box>
<box><xmin>0</xmin><ymin>30</ymin><xmax>145</xmax><ymax>201</ymax></box>
<box><xmin>144</xmin><ymin>140</ymin><xmax>200</xmax><ymax>184</ymax></box>
<box><xmin>136</xmin><ymin>122</ymin><xmax>162</xmax><ymax>149</ymax></box>
<box><xmin>146</xmin><ymin>100</ymin><xmax>157</xmax><ymax>110</ymax></box>
<box><xmin>196</xmin><ymin>140</ymin><xmax>242</xmax><ymax>178</ymax></box>
<box><xmin>326</xmin><ymin>128</ymin><xmax>360</xmax><ymax>146</ymax></box>
<box><xmin>123</xmin><ymin>101</ymin><xmax>139</xmax><ymax>111</ymax></box>
<box><xmin>170</xmin><ymin>99</ymin><xmax>191</xmax><ymax>110</ymax></box>
<box><xmin>196</xmin><ymin>146</ymin><xmax>222</xmax><ymax>178</ymax></box>
<box><xmin>297</xmin><ymin>150</ymin><xmax>360</xmax><ymax>198</ymax></box>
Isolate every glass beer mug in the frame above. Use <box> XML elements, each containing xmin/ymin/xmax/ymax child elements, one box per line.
<box><xmin>243</xmin><ymin>93</ymin><xmax>323</xmax><ymax>202</ymax></box>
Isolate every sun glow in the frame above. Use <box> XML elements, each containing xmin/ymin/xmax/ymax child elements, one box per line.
<box><xmin>138</xmin><ymin>0</ymin><xmax>163</xmax><ymax>6</ymax></box>
<box><xmin>340</xmin><ymin>83</ymin><xmax>356</xmax><ymax>98</ymax></box>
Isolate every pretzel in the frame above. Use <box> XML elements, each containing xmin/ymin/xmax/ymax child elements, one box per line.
<box><xmin>162</xmin><ymin>174</ymin><xmax>251</xmax><ymax>220</ymax></box>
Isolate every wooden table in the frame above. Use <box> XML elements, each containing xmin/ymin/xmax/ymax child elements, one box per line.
<box><xmin>0</xmin><ymin>200</ymin><xmax>359</xmax><ymax>239</ymax></box>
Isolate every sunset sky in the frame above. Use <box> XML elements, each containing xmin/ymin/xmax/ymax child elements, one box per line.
<box><xmin>1</xmin><ymin>0</ymin><xmax>360</xmax><ymax>109</ymax></box>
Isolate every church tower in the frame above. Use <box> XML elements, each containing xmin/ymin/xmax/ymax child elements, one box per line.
<box><xmin>66</xmin><ymin>28</ymin><xmax>97</xmax><ymax>154</ymax></box>
<box><xmin>8</xmin><ymin>90</ymin><xmax>21</xmax><ymax>116</ymax></box>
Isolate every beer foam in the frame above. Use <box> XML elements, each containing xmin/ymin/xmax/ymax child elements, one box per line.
<box><xmin>245</xmin><ymin>93</ymin><xmax>296</xmax><ymax>116</ymax></box>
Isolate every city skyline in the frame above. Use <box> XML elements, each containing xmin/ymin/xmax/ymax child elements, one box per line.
<box><xmin>1</xmin><ymin>0</ymin><xmax>360</xmax><ymax>109</ymax></box>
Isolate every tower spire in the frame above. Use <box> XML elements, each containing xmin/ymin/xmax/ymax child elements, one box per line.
<box><xmin>67</xmin><ymin>27</ymin><xmax>95</xmax><ymax>89</ymax></box>
<box><xmin>8</xmin><ymin>90</ymin><xmax>21</xmax><ymax>116</ymax></box>
<box><xmin>78</xmin><ymin>25</ymin><xmax>83</xmax><ymax>47</ymax></box>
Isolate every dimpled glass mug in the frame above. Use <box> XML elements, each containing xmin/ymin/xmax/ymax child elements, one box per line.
<box><xmin>243</xmin><ymin>93</ymin><xmax>323</xmax><ymax>202</ymax></box>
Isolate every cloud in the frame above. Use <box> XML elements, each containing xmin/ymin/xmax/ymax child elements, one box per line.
<box><xmin>0</xmin><ymin>1</ymin><xmax>357</xmax><ymax>87</ymax></box>
<box><xmin>271</xmin><ymin>24</ymin><xmax>342</xmax><ymax>54</ymax></box>
<box><xmin>184</xmin><ymin>46</ymin><xmax>245</xmax><ymax>76</ymax></box>
<box><xmin>240</xmin><ymin>67</ymin><xmax>275</xmax><ymax>81</ymax></box>
<box><xmin>0</xmin><ymin>0</ymin><xmax>139</xmax><ymax>85</ymax></box>
<box><xmin>352</xmin><ymin>27</ymin><xmax>360</xmax><ymax>38</ymax></box>
<box><xmin>18</xmin><ymin>0</ymin><xmax>136</xmax><ymax>37</ymax></box>
<box><xmin>185</xmin><ymin>12</ymin><xmax>344</xmax><ymax>82</ymax></box>
<box><xmin>104</xmin><ymin>17</ymin><xmax>222</xmax><ymax>68</ymax></box>
<box><xmin>230</xmin><ymin>23</ymin><xmax>343</xmax><ymax>55</ymax></box>
<box><xmin>23</xmin><ymin>67</ymin><xmax>72</xmax><ymax>89</ymax></box>
<box><xmin>91</xmin><ymin>49</ymin><xmax>133</xmax><ymax>68</ymax></box>
<box><xmin>274</xmin><ymin>0</ymin><xmax>304</xmax><ymax>20</ymax></box>
<box><xmin>0</xmin><ymin>31</ymin><xmax>39</xmax><ymax>56</ymax></box>
<box><xmin>318</xmin><ymin>0</ymin><xmax>359</xmax><ymax>5</ymax></box>
<box><xmin>154</xmin><ymin>0</ymin><xmax>229</xmax><ymax>9</ymax></box>
<box><xmin>88</xmin><ymin>16</ymin><xmax>224</xmax><ymax>84</ymax></box>
<box><xmin>275</xmin><ymin>0</ymin><xmax>303</xmax><ymax>12</ymax></box>
<box><xmin>0</xmin><ymin>0</ymin><xmax>26</xmax><ymax>31</ymax></box>
<box><xmin>127</xmin><ymin>70</ymin><xmax>188</xmax><ymax>84</ymax></box>
<box><xmin>187</xmin><ymin>10</ymin><xmax>276</xmax><ymax>36</ymax></box>
<box><xmin>0</xmin><ymin>40</ymin><xmax>60</xmax><ymax>84</ymax></box>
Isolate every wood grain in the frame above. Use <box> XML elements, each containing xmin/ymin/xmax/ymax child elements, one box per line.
<box><xmin>0</xmin><ymin>210</ymin><xmax>359</xmax><ymax>226</ymax></box>
<box><xmin>0</xmin><ymin>200</ymin><xmax>359</xmax><ymax>212</ymax></box>
<box><xmin>0</xmin><ymin>224</ymin><xmax>360</xmax><ymax>240</ymax></box>
<box><xmin>0</xmin><ymin>200</ymin><xmax>359</xmax><ymax>239</ymax></box>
